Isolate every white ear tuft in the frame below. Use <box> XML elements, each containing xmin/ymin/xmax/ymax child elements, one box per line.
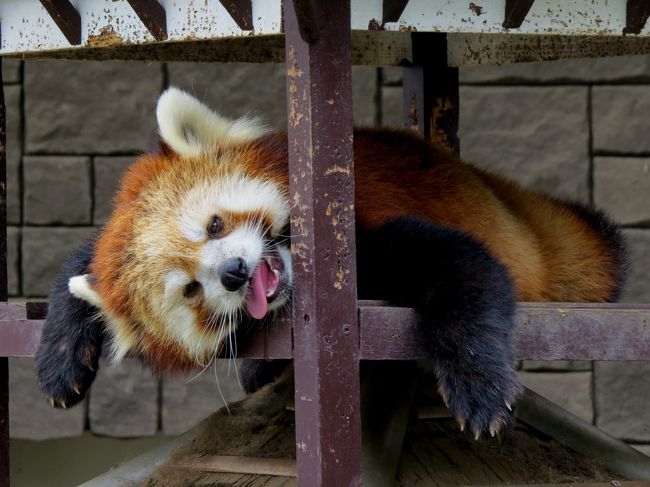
<box><xmin>69</xmin><ymin>274</ymin><xmax>104</xmax><ymax>309</ymax></box>
<box><xmin>156</xmin><ymin>87</ymin><xmax>269</xmax><ymax>157</ymax></box>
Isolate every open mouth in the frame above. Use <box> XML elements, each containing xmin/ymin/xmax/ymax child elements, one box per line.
<box><xmin>244</xmin><ymin>251</ymin><xmax>285</xmax><ymax>320</ymax></box>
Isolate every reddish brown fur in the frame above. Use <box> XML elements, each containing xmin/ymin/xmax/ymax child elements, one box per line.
<box><xmin>92</xmin><ymin>129</ymin><xmax>623</xmax><ymax>372</ymax></box>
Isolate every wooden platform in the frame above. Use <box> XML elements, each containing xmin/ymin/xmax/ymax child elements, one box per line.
<box><xmin>133</xmin><ymin>373</ymin><xmax>631</xmax><ymax>487</ymax></box>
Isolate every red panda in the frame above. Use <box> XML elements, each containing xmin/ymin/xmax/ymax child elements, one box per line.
<box><xmin>35</xmin><ymin>87</ymin><xmax>626</xmax><ymax>439</ymax></box>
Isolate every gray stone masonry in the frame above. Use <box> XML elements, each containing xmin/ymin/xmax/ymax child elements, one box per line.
<box><xmin>167</xmin><ymin>63</ymin><xmax>378</xmax><ymax>128</ymax></box>
<box><xmin>162</xmin><ymin>361</ymin><xmax>246</xmax><ymax>435</ymax></box>
<box><xmin>460</xmin><ymin>55</ymin><xmax>650</xmax><ymax>84</ymax></box>
<box><xmin>6</xmin><ymin>84</ymin><xmax>22</xmax><ymax>225</ymax></box>
<box><xmin>594</xmin><ymin>157</ymin><xmax>650</xmax><ymax>225</ymax></box>
<box><xmin>25</xmin><ymin>60</ymin><xmax>163</xmax><ymax>154</ymax></box>
<box><xmin>89</xmin><ymin>358</ymin><xmax>158</xmax><ymax>437</ymax></box>
<box><xmin>459</xmin><ymin>86</ymin><xmax>590</xmax><ymax>201</ymax></box>
<box><xmin>3</xmin><ymin>59</ymin><xmax>21</xmax><ymax>84</ymax></box>
<box><xmin>9</xmin><ymin>358</ymin><xmax>85</xmax><ymax>440</ymax></box>
<box><xmin>595</xmin><ymin>361</ymin><xmax>650</xmax><ymax>442</ymax></box>
<box><xmin>93</xmin><ymin>156</ymin><xmax>137</xmax><ymax>224</ymax></box>
<box><xmin>21</xmin><ymin>227</ymin><xmax>97</xmax><ymax>297</ymax></box>
<box><xmin>24</xmin><ymin>156</ymin><xmax>92</xmax><ymax>225</ymax></box>
<box><xmin>620</xmin><ymin>230</ymin><xmax>650</xmax><ymax>304</ymax></box>
<box><xmin>519</xmin><ymin>371</ymin><xmax>593</xmax><ymax>422</ymax></box>
<box><xmin>7</xmin><ymin>227</ymin><xmax>19</xmax><ymax>296</ymax></box>
<box><xmin>592</xmin><ymin>86</ymin><xmax>650</xmax><ymax>154</ymax></box>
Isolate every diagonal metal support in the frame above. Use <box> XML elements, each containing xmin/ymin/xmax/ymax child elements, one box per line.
<box><xmin>217</xmin><ymin>0</ymin><xmax>253</xmax><ymax>31</ymax></box>
<box><xmin>624</xmin><ymin>0</ymin><xmax>650</xmax><ymax>34</ymax></box>
<box><xmin>126</xmin><ymin>0</ymin><xmax>167</xmax><ymax>41</ymax></box>
<box><xmin>503</xmin><ymin>0</ymin><xmax>536</xmax><ymax>29</ymax></box>
<box><xmin>39</xmin><ymin>0</ymin><xmax>81</xmax><ymax>45</ymax></box>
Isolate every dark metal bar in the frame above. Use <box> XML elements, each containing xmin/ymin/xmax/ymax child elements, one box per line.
<box><xmin>503</xmin><ymin>0</ymin><xmax>536</xmax><ymax>29</ymax></box>
<box><xmin>624</xmin><ymin>0</ymin><xmax>650</xmax><ymax>35</ymax></box>
<box><xmin>39</xmin><ymin>0</ymin><xmax>82</xmax><ymax>45</ymax></box>
<box><xmin>125</xmin><ymin>0</ymin><xmax>167</xmax><ymax>41</ymax></box>
<box><xmin>284</xmin><ymin>0</ymin><xmax>361</xmax><ymax>484</ymax></box>
<box><xmin>217</xmin><ymin>0</ymin><xmax>253</xmax><ymax>31</ymax></box>
<box><xmin>402</xmin><ymin>33</ymin><xmax>460</xmax><ymax>154</ymax></box>
<box><xmin>0</xmin><ymin>54</ymin><xmax>9</xmax><ymax>487</ymax></box>
<box><xmin>382</xmin><ymin>0</ymin><xmax>410</xmax><ymax>23</ymax></box>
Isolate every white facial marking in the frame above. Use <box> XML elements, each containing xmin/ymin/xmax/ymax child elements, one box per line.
<box><xmin>179</xmin><ymin>174</ymin><xmax>289</xmax><ymax>243</ymax></box>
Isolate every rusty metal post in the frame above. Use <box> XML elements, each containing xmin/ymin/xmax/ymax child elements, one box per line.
<box><xmin>403</xmin><ymin>32</ymin><xmax>460</xmax><ymax>154</ymax></box>
<box><xmin>284</xmin><ymin>0</ymin><xmax>361</xmax><ymax>485</ymax></box>
<box><xmin>0</xmin><ymin>55</ymin><xmax>10</xmax><ymax>487</ymax></box>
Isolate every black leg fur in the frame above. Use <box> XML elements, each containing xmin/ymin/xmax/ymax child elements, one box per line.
<box><xmin>35</xmin><ymin>241</ymin><xmax>105</xmax><ymax>408</ymax></box>
<box><xmin>240</xmin><ymin>359</ymin><xmax>291</xmax><ymax>394</ymax></box>
<box><xmin>357</xmin><ymin>217</ymin><xmax>522</xmax><ymax>438</ymax></box>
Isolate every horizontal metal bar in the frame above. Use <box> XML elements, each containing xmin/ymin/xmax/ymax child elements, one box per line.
<box><xmin>3</xmin><ymin>302</ymin><xmax>650</xmax><ymax>361</ymax></box>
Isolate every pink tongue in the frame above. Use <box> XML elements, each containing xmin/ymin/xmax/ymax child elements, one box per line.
<box><xmin>245</xmin><ymin>262</ymin><xmax>272</xmax><ymax>319</ymax></box>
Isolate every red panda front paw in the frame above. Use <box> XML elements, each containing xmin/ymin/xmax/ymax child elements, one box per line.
<box><xmin>35</xmin><ymin>333</ymin><xmax>101</xmax><ymax>409</ymax></box>
<box><xmin>435</xmin><ymin>354</ymin><xmax>522</xmax><ymax>440</ymax></box>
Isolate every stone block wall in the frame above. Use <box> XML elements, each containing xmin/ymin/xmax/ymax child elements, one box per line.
<box><xmin>4</xmin><ymin>56</ymin><xmax>650</xmax><ymax>445</ymax></box>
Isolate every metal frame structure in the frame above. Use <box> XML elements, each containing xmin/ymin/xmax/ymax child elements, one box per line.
<box><xmin>2</xmin><ymin>1</ymin><xmax>650</xmax><ymax>486</ymax></box>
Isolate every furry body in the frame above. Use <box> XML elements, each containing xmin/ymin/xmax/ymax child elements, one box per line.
<box><xmin>36</xmin><ymin>88</ymin><xmax>626</xmax><ymax>436</ymax></box>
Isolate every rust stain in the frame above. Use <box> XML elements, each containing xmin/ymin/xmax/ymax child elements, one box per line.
<box><xmin>87</xmin><ymin>25</ymin><xmax>124</xmax><ymax>48</ymax></box>
<box><xmin>324</xmin><ymin>165</ymin><xmax>350</xmax><ymax>176</ymax></box>
<box><xmin>430</xmin><ymin>97</ymin><xmax>455</xmax><ymax>149</ymax></box>
<box><xmin>469</xmin><ymin>3</ymin><xmax>484</xmax><ymax>16</ymax></box>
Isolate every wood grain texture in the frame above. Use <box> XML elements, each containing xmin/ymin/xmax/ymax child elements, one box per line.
<box><xmin>39</xmin><ymin>0</ymin><xmax>81</xmax><ymax>45</ymax></box>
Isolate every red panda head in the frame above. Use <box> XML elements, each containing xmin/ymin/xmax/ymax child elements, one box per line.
<box><xmin>68</xmin><ymin>88</ymin><xmax>292</xmax><ymax>374</ymax></box>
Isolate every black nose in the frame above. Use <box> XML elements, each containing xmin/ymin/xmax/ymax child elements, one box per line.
<box><xmin>218</xmin><ymin>257</ymin><xmax>249</xmax><ymax>291</ymax></box>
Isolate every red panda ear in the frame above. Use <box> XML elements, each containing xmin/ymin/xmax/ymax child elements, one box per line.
<box><xmin>68</xmin><ymin>274</ymin><xmax>104</xmax><ymax>310</ymax></box>
<box><xmin>156</xmin><ymin>87</ymin><xmax>269</xmax><ymax>157</ymax></box>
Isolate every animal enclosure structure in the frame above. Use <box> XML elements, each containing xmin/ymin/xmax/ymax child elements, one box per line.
<box><xmin>2</xmin><ymin>1</ymin><xmax>650</xmax><ymax>486</ymax></box>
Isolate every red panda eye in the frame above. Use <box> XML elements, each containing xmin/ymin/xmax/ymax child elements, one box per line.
<box><xmin>184</xmin><ymin>281</ymin><xmax>202</xmax><ymax>299</ymax></box>
<box><xmin>207</xmin><ymin>216</ymin><xmax>224</xmax><ymax>239</ymax></box>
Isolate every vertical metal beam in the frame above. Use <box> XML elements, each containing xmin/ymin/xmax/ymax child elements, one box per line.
<box><xmin>403</xmin><ymin>33</ymin><xmax>460</xmax><ymax>154</ymax></box>
<box><xmin>284</xmin><ymin>0</ymin><xmax>361</xmax><ymax>485</ymax></box>
<box><xmin>0</xmin><ymin>55</ymin><xmax>10</xmax><ymax>487</ymax></box>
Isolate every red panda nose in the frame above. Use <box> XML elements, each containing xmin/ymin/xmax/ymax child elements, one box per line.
<box><xmin>218</xmin><ymin>257</ymin><xmax>250</xmax><ymax>291</ymax></box>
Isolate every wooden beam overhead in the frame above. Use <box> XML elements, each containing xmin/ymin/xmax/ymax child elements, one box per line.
<box><xmin>624</xmin><ymin>0</ymin><xmax>650</xmax><ymax>34</ymax></box>
<box><xmin>503</xmin><ymin>0</ymin><xmax>535</xmax><ymax>29</ymax></box>
<box><xmin>39</xmin><ymin>0</ymin><xmax>81</xmax><ymax>45</ymax></box>
<box><xmin>382</xmin><ymin>0</ymin><xmax>410</xmax><ymax>24</ymax></box>
<box><xmin>217</xmin><ymin>0</ymin><xmax>253</xmax><ymax>31</ymax></box>
<box><xmin>126</xmin><ymin>0</ymin><xmax>167</xmax><ymax>41</ymax></box>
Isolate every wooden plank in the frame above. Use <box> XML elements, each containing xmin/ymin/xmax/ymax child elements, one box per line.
<box><xmin>39</xmin><ymin>0</ymin><xmax>81</xmax><ymax>45</ymax></box>
<box><xmin>503</xmin><ymin>0</ymin><xmax>536</xmax><ymax>29</ymax></box>
<box><xmin>0</xmin><ymin>320</ymin><xmax>44</xmax><ymax>358</ymax></box>
<box><xmin>359</xmin><ymin>303</ymin><xmax>650</xmax><ymax>361</ymax></box>
<box><xmin>217</xmin><ymin>0</ymin><xmax>253</xmax><ymax>31</ymax></box>
<box><xmin>125</xmin><ymin>0</ymin><xmax>167</xmax><ymax>41</ymax></box>
<box><xmin>4</xmin><ymin>302</ymin><xmax>650</xmax><ymax>360</ymax></box>
<box><xmin>174</xmin><ymin>455</ymin><xmax>296</xmax><ymax>477</ymax></box>
<box><xmin>284</xmin><ymin>0</ymin><xmax>362</xmax><ymax>485</ymax></box>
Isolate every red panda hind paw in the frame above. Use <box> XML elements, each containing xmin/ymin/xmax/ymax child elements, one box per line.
<box><xmin>437</xmin><ymin>364</ymin><xmax>522</xmax><ymax>441</ymax></box>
